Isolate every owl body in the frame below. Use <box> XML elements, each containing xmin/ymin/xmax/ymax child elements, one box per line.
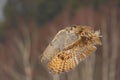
<box><xmin>41</xmin><ymin>25</ymin><xmax>101</xmax><ymax>74</ymax></box>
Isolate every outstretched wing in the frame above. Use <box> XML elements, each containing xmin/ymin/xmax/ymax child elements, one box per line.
<box><xmin>40</xmin><ymin>25</ymin><xmax>101</xmax><ymax>74</ymax></box>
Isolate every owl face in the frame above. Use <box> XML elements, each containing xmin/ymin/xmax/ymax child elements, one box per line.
<box><xmin>79</xmin><ymin>28</ymin><xmax>101</xmax><ymax>45</ymax></box>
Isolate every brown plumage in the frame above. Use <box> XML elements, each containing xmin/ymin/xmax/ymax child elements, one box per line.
<box><xmin>47</xmin><ymin>25</ymin><xmax>101</xmax><ymax>74</ymax></box>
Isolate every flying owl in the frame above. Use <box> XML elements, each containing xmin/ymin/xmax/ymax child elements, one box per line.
<box><xmin>41</xmin><ymin>25</ymin><xmax>102</xmax><ymax>74</ymax></box>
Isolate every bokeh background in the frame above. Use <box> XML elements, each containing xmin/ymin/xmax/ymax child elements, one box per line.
<box><xmin>0</xmin><ymin>0</ymin><xmax>120</xmax><ymax>80</ymax></box>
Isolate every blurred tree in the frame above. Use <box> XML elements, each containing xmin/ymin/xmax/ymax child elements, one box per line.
<box><xmin>4</xmin><ymin>0</ymin><xmax>17</xmax><ymax>21</ymax></box>
<box><xmin>117</xmin><ymin>0</ymin><xmax>120</xmax><ymax>6</ymax></box>
<box><xmin>4</xmin><ymin>0</ymin><xmax>67</xmax><ymax>26</ymax></box>
<box><xmin>36</xmin><ymin>0</ymin><xmax>67</xmax><ymax>25</ymax></box>
<box><xmin>0</xmin><ymin>24</ymin><xmax>5</xmax><ymax>43</ymax></box>
<box><xmin>0</xmin><ymin>32</ymin><xmax>4</xmax><ymax>42</ymax></box>
<box><xmin>3</xmin><ymin>0</ymin><xmax>119</xmax><ymax>26</ymax></box>
<box><xmin>91</xmin><ymin>0</ymin><xmax>109</xmax><ymax>9</ymax></box>
<box><xmin>68</xmin><ymin>0</ymin><xmax>109</xmax><ymax>13</ymax></box>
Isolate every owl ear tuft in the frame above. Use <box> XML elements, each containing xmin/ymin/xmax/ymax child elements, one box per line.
<box><xmin>95</xmin><ymin>30</ymin><xmax>102</xmax><ymax>37</ymax></box>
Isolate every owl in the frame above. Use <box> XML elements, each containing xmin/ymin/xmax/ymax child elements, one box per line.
<box><xmin>41</xmin><ymin>25</ymin><xmax>101</xmax><ymax>74</ymax></box>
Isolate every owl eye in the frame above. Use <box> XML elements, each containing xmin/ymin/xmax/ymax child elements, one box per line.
<box><xmin>79</xmin><ymin>30</ymin><xmax>83</xmax><ymax>34</ymax></box>
<box><xmin>73</xmin><ymin>25</ymin><xmax>77</xmax><ymax>28</ymax></box>
<box><xmin>58</xmin><ymin>54</ymin><xmax>65</xmax><ymax>60</ymax></box>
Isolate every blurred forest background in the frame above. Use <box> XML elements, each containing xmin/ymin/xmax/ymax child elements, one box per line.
<box><xmin>0</xmin><ymin>0</ymin><xmax>120</xmax><ymax>80</ymax></box>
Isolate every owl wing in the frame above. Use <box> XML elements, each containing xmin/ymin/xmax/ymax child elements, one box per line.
<box><xmin>41</xmin><ymin>27</ymin><xmax>78</xmax><ymax>64</ymax></box>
